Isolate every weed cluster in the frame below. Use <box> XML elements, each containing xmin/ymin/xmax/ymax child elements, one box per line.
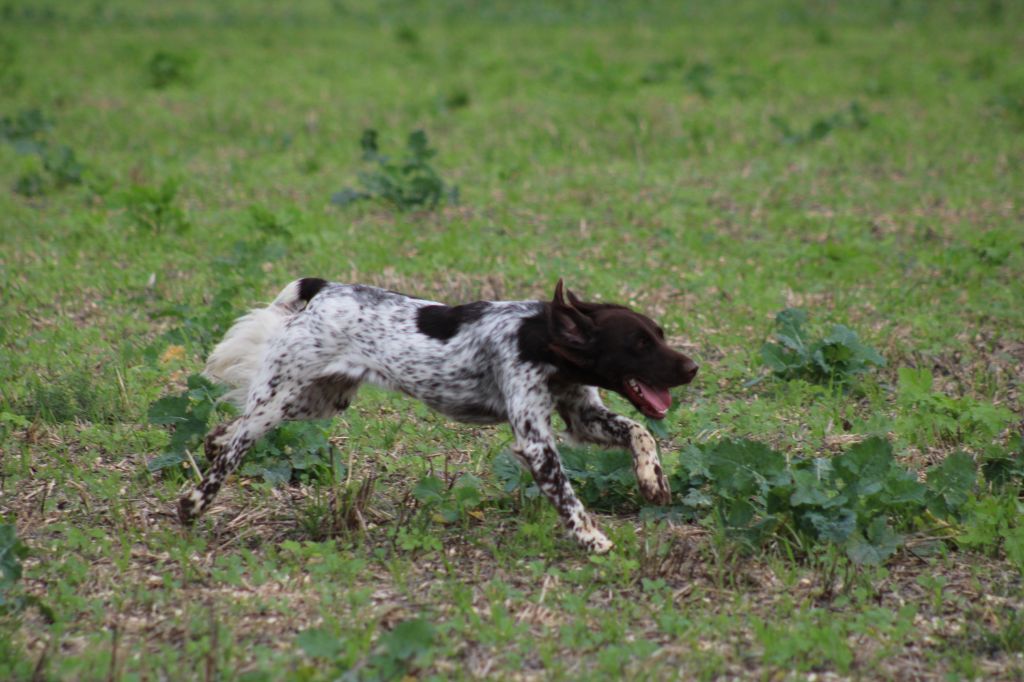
<box><xmin>147</xmin><ymin>373</ymin><xmax>231</xmax><ymax>476</ymax></box>
<box><xmin>672</xmin><ymin>436</ymin><xmax>975</xmax><ymax>564</ymax></box>
<box><xmin>145</xmin><ymin>50</ymin><xmax>195</xmax><ymax>89</ymax></box>
<box><xmin>1</xmin><ymin>108</ymin><xmax>84</xmax><ymax>197</ymax></box>
<box><xmin>390</xmin><ymin>472</ymin><xmax>485</xmax><ymax>552</ymax></box>
<box><xmin>332</xmin><ymin>129</ymin><xmax>457</xmax><ymax>211</ymax></box>
<box><xmin>147</xmin><ymin>374</ymin><xmax>342</xmax><ymax>486</ymax></box>
<box><xmin>771</xmin><ymin>101</ymin><xmax>869</xmax><ymax>145</ymax></box>
<box><xmin>298</xmin><ymin>616</ymin><xmax>436</xmax><ymax>679</ymax></box>
<box><xmin>897</xmin><ymin>367</ymin><xmax>1015</xmax><ymax>447</ymax></box>
<box><xmin>760</xmin><ymin>308</ymin><xmax>885</xmax><ymax>385</ymax></box>
<box><xmin>639</xmin><ymin>57</ymin><xmax>761</xmax><ymax>100</ymax></box>
<box><xmin>119</xmin><ymin>179</ymin><xmax>190</xmax><ymax>234</ymax></box>
<box><xmin>0</xmin><ymin>523</ymin><xmax>51</xmax><ymax>621</ymax></box>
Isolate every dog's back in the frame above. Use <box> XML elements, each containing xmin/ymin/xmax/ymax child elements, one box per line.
<box><xmin>205</xmin><ymin>280</ymin><xmax>544</xmax><ymax>423</ymax></box>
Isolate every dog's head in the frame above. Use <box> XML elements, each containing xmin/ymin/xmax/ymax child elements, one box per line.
<box><xmin>545</xmin><ymin>279</ymin><xmax>698</xmax><ymax>419</ymax></box>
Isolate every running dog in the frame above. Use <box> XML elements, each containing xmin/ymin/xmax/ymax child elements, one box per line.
<box><xmin>178</xmin><ymin>278</ymin><xmax>698</xmax><ymax>552</ymax></box>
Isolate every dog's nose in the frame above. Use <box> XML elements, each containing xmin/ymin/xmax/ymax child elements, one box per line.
<box><xmin>682</xmin><ymin>359</ymin><xmax>699</xmax><ymax>383</ymax></box>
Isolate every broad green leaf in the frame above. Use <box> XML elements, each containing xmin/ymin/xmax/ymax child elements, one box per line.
<box><xmin>833</xmin><ymin>436</ymin><xmax>893</xmax><ymax>488</ymax></box>
<box><xmin>926</xmin><ymin>451</ymin><xmax>977</xmax><ymax>518</ymax></box>
<box><xmin>963</xmin><ymin>403</ymin><xmax>1015</xmax><ymax>439</ymax></box>
<box><xmin>167</xmin><ymin>417</ymin><xmax>208</xmax><ymax>455</ymax></box>
<box><xmin>593</xmin><ymin>448</ymin><xmax>634</xmax><ymax>475</ymax></box>
<box><xmin>381</xmin><ymin>618</ymin><xmax>435</xmax><ymax>662</ymax></box>
<box><xmin>846</xmin><ymin>518</ymin><xmax>901</xmax><ymax>565</ymax></box>
<box><xmin>296</xmin><ymin>627</ymin><xmax>343</xmax><ymax>659</ymax></box>
<box><xmin>259</xmin><ymin>463</ymin><xmax>292</xmax><ymax>486</ymax></box>
<box><xmin>881</xmin><ymin>470</ymin><xmax>927</xmax><ymax>506</ymax></box>
<box><xmin>774</xmin><ymin>308</ymin><xmax>808</xmax><ymax>352</ymax></box>
<box><xmin>147</xmin><ymin>396</ymin><xmax>191</xmax><ymax>425</ymax></box>
<box><xmin>822</xmin><ymin>324</ymin><xmax>858</xmax><ymax>349</ymax></box>
<box><xmin>706</xmin><ymin>439</ymin><xmax>787</xmax><ymax>497</ymax></box>
<box><xmin>1003</xmin><ymin>525</ymin><xmax>1024</xmax><ymax>570</ymax></box>
<box><xmin>644</xmin><ymin>415</ymin><xmax>670</xmax><ymax>438</ymax></box>
<box><xmin>146</xmin><ymin>450</ymin><xmax>187</xmax><ymax>472</ymax></box>
<box><xmin>897</xmin><ymin>367</ymin><xmax>933</xmax><ymax>403</ymax></box>
<box><xmin>761</xmin><ymin>342</ymin><xmax>798</xmax><ymax>374</ymax></box>
<box><xmin>723</xmin><ymin>498</ymin><xmax>756</xmax><ymax>527</ymax></box>
<box><xmin>957</xmin><ymin>495</ymin><xmax>1008</xmax><ymax>549</ymax></box>
<box><xmin>677</xmin><ymin>444</ymin><xmax>711</xmax><ymax>480</ymax></box>
<box><xmin>453</xmin><ymin>474</ymin><xmax>483</xmax><ymax>509</ymax></box>
<box><xmin>981</xmin><ymin>435</ymin><xmax>1024</xmax><ymax>488</ymax></box>
<box><xmin>681</xmin><ymin>489</ymin><xmax>713</xmax><ymax>509</ymax></box>
<box><xmin>492</xmin><ymin>450</ymin><xmax>527</xmax><ymax>493</ymax></box>
<box><xmin>412</xmin><ymin>475</ymin><xmax>445</xmax><ymax>504</ymax></box>
<box><xmin>0</xmin><ymin>524</ymin><xmax>27</xmax><ymax>585</ymax></box>
<box><xmin>790</xmin><ymin>468</ymin><xmax>833</xmax><ymax>507</ymax></box>
<box><xmin>731</xmin><ymin>515</ymin><xmax>780</xmax><ymax>550</ymax></box>
<box><xmin>806</xmin><ymin>509</ymin><xmax>857</xmax><ymax>543</ymax></box>
<box><xmin>186</xmin><ymin>373</ymin><xmax>218</xmax><ymax>392</ymax></box>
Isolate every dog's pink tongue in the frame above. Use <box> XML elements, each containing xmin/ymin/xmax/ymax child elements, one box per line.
<box><xmin>638</xmin><ymin>381</ymin><xmax>672</xmax><ymax>414</ymax></box>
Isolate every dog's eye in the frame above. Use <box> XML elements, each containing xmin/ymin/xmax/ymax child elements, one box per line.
<box><xmin>635</xmin><ymin>335</ymin><xmax>651</xmax><ymax>351</ymax></box>
<box><xmin>656</xmin><ymin>327</ymin><xmax>665</xmax><ymax>340</ymax></box>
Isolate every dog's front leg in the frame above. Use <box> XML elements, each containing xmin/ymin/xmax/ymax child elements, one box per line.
<box><xmin>508</xmin><ymin>406</ymin><xmax>613</xmax><ymax>554</ymax></box>
<box><xmin>558</xmin><ymin>386</ymin><xmax>672</xmax><ymax>506</ymax></box>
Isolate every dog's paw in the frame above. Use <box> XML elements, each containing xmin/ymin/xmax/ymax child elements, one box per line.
<box><xmin>578</xmin><ymin>528</ymin><xmax>614</xmax><ymax>554</ymax></box>
<box><xmin>567</xmin><ymin>511</ymin><xmax>614</xmax><ymax>553</ymax></box>
<box><xmin>637</xmin><ymin>466</ymin><xmax>672</xmax><ymax>506</ymax></box>
<box><xmin>177</xmin><ymin>491</ymin><xmax>202</xmax><ymax>526</ymax></box>
<box><xmin>629</xmin><ymin>426</ymin><xmax>672</xmax><ymax>505</ymax></box>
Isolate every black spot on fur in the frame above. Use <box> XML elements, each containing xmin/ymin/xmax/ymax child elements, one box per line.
<box><xmin>298</xmin><ymin>277</ymin><xmax>328</xmax><ymax>303</ymax></box>
<box><xmin>416</xmin><ymin>301</ymin><xmax>490</xmax><ymax>342</ymax></box>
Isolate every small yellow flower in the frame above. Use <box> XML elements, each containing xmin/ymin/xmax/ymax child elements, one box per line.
<box><xmin>159</xmin><ymin>344</ymin><xmax>186</xmax><ymax>365</ymax></box>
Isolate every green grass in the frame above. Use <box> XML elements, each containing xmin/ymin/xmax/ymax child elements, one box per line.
<box><xmin>2</xmin><ymin>0</ymin><xmax>1023</xmax><ymax>679</ymax></box>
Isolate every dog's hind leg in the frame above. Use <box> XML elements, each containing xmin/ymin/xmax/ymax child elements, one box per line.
<box><xmin>202</xmin><ymin>372</ymin><xmax>355</xmax><ymax>466</ymax></box>
<box><xmin>556</xmin><ymin>386</ymin><xmax>671</xmax><ymax>506</ymax></box>
<box><xmin>203</xmin><ymin>417</ymin><xmax>242</xmax><ymax>467</ymax></box>
<box><xmin>180</xmin><ymin>374</ymin><xmax>359</xmax><ymax>525</ymax></box>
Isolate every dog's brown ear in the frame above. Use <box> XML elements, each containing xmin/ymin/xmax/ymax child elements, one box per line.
<box><xmin>566</xmin><ymin>287</ymin><xmax>584</xmax><ymax>309</ymax></box>
<box><xmin>552</xmin><ymin>278</ymin><xmax>569</xmax><ymax>307</ymax></box>
<box><xmin>549</xmin><ymin>279</ymin><xmax>594</xmax><ymax>358</ymax></box>
<box><xmin>553</xmin><ymin>279</ymin><xmax>586</xmax><ymax>313</ymax></box>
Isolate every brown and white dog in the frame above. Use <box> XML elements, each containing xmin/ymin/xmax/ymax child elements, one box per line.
<box><xmin>179</xmin><ymin>278</ymin><xmax>698</xmax><ymax>552</ymax></box>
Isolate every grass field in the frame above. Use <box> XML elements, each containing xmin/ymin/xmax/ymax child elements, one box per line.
<box><xmin>2</xmin><ymin>1</ymin><xmax>1024</xmax><ymax>679</ymax></box>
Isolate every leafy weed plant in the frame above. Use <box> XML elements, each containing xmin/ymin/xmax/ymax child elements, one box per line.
<box><xmin>760</xmin><ymin>308</ymin><xmax>885</xmax><ymax>385</ymax></box>
<box><xmin>896</xmin><ymin>367</ymin><xmax>1015</xmax><ymax>447</ymax></box>
<box><xmin>147</xmin><ymin>374</ymin><xmax>343</xmax><ymax>485</ymax></box>
<box><xmin>0</xmin><ymin>523</ymin><xmax>52</xmax><ymax>621</ymax></box>
<box><xmin>147</xmin><ymin>373</ymin><xmax>231</xmax><ymax>477</ymax></box>
<box><xmin>771</xmin><ymin>101</ymin><xmax>869</xmax><ymax>145</ymax></box>
<box><xmin>668</xmin><ymin>437</ymin><xmax>978</xmax><ymax>565</ymax></box>
<box><xmin>120</xmin><ymin>179</ymin><xmax>190</xmax><ymax>233</ymax></box>
<box><xmin>2</xmin><ymin>108</ymin><xmax>84</xmax><ymax>196</ymax></box>
<box><xmin>394</xmin><ymin>473</ymin><xmax>485</xmax><ymax>551</ymax></box>
<box><xmin>332</xmin><ymin>129</ymin><xmax>457</xmax><ymax>211</ymax></box>
<box><xmin>0</xmin><ymin>108</ymin><xmax>50</xmax><ymax>150</ymax></box>
<box><xmin>145</xmin><ymin>50</ymin><xmax>196</xmax><ymax>89</ymax></box>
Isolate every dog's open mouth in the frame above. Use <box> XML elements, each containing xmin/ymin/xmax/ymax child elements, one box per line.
<box><xmin>624</xmin><ymin>378</ymin><xmax>671</xmax><ymax>420</ymax></box>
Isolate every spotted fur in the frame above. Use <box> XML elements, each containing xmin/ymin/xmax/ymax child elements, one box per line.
<box><xmin>178</xmin><ymin>278</ymin><xmax>698</xmax><ymax>552</ymax></box>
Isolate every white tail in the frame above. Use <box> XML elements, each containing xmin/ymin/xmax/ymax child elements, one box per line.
<box><xmin>203</xmin><ymin>279</ymin><xmax>312</xmax><ymax>407</ymax></box>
